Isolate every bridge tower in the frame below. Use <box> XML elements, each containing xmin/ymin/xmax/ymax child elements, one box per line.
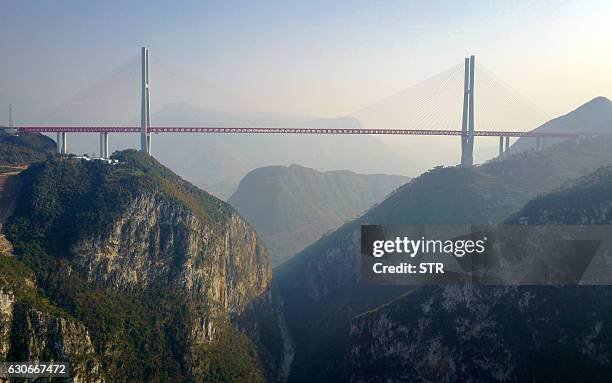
<box><xmin>460</xmin><ymin>55</ymin><xmax>475</xmax><ymax>167</ymax></box>
<box><xmin>3</xmin><ymin>104</ymin><xmax>19</xmax><ymax>136</ymax></box>
<box><xmin>140</xmin><ymin>47</ymin><xmax>151</xmax><ymax>154</ymax></box>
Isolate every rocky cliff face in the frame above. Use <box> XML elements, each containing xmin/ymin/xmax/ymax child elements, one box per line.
<box><xmin>346</xmin><ymin>166</ymin><xmax>612</xmax><ymax>382</ymax></box>
<box><xmin>1</xmin><ymin>150</ymin><xmax>277</xmax><ymax>382</ymax></box>
<box><xmin>0</xmin><ymin>290</ymin><xmax>105</xmax><ymax>383</ymax></box>
<box><xmin>70</xmin><ymin>191</ymin><xmax>270</xmax><ymax>342</ymax></box>
<box><xmin>0</xmin><ymin>260</ymin><xmax>105</xmax><ymax>383</ymax></box>
<box><xmin>279</xmin><ymin>139</ymin><xmax>612</xmax><ymax>309</ymax></box>
<box><xmin>348</xmin><ymin>285</ymin><xmax>612</xmax><ymax>382</ymax></box>
<box><xmin>277</xmin><ymin>138</ymin><xmax>612</xmax><ymax>382</ymax></box>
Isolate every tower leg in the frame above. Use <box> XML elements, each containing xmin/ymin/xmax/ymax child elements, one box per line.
<box><xmin>466</xmin><ymin>55</ymin><xmax>475</xmax><ymax>166</ymax></box>
<box><xmin>460</xmin><ymin>57</ymin><xmax>470</xmax><ymax>166</ymax></box>
<box><xmin>505</xmin><ymin>136</ymin><xmax>510</xmax><ymax>154</ymax></box>
<box><xmin>57</xmin><ymin>132</ymin><xmax>62</xmax><ymax>153</ymax></box>
<box><xmin>499</xmin><ymin>136</ymin><xmax>504</xmax><ymax>157</ymax></box>
<box><xmin>460</xmin><ymin>55</ymin><xmax>475</xmax><ymax>167</ymax></box>
<box><xmin>140</xmin><ymin>47</ymin><xmax>151</xmax><ymax>154</ymax></box>
<box><xmin>536</xmin><ymin>137</ymin><xmax>542</xmax><ymax>151</ymax></box>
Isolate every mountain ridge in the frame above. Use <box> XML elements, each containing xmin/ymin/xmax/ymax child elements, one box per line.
<box><xmin>228</xmin><ymin>164</ymin><xmax>408</xmax><ymax>266</ymax></box>
<box><xmin>1</xmin><ymin>150</ymin><xmax>280</xmax><ymax>381</ymax></box>
<box><xmin>347</xmin><ymin>164</ymin><xmax>612</xmax><ymax>382</ymax></box>
<box><xmin>510</xmin><ymin>96</ymin><xmax>612</xmax><ymax>153</ymax></box>
<box><xmin>277</xmin><ymin>136</ymin><xmax>612</xmax><ymax>382</ymax></box>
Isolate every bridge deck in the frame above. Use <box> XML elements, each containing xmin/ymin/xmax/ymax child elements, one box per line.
<box><xmin>14</xmin><ymin>126</ymin><xmax>600</xmax><ymax>138</ymax></box>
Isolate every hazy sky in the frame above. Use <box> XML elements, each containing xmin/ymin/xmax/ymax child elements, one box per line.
<box><xmin>2</xmin><ymin>0</ymin><xmax>612</xmax><ymax>122</ymax></box>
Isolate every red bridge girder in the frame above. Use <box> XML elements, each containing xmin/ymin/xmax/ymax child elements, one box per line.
<box><xmin>15</xmin><ymin>126</ymin><xmax>603</xmax><ymax>138</ymax></box>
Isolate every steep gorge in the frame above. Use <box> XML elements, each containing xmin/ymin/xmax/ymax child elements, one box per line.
<box><xmin>277</xmin><ymin>136</ymin><xmax>612</xmax><ymax>382</ymax></box>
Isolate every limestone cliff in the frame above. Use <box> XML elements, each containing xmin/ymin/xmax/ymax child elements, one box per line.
<box><xmin>277</xmin><ymin>138</ymin><xmax>612</xmax><ymax>382</ymax></box>
<box><xmin>0</xmin><ymin>289</ymin><xmax>104</xmax><ymax>383</ymax></box>
<box><xmin>1</xmin><ymin>150</ymin><xmax>276</xmax><ymax>382</ymax></box>
<box><xmin>348</xmin><ymin>285</ymin><xmax>612</xmax><ymax>382</ymax></box>
<box><xmin>70</xmin><ymin>191</ymin><xmax>270</xmax><ymax>343</ymax></box>
<box><xmin>0</xmin><ymin>252</ymin><xmax>105</xmax><ymax>383</ymax></box>
<box><xmin>346</xmin><ymin>166</ymin><xmax>612</xmax><ymax>382</ymax></box>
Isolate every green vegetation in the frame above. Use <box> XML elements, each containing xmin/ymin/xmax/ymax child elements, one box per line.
<box><xmin>0</xmin><ymin>132</ymin><xmax>56</xmax><ymax>165</ymax></box>
<box><xmin>348</xmin><ymin>164</ymin><xmax>612</xmax><ymax>382</ymax></box>
<box><xmin>113</xmin><ymin>150</ymin><xmax>232</xmax><ymax>226</ymax></box>
<box><xmin>0</xmin><ymin>255</ymin><xmax>66</xmax><ymax>318</ymax></box>
<box><xmin>277</xmin><ymin>137</ymin><xmax>612</xmax><ymax>382</ymax></box>
<box><xmin>229</xmin><ymin>164</ymin><xmax>408</xmax><ymax>266</ymax></box>
<box><xmin>194</xmin><ymin>324</ymin><xmax>266</xmax><ymax>383</ymax></box>
<box><xmin>507</xmin><ymin>166</ymin><xmax>612</xmax><ymax>224</ymax></box>
<box><xmin>348</xmin><ymin>285</ymin><xmax>612</xmax><ymax>382</ymax></box>
<box><xmin>4</xmin><ymin>150</ymin><xmax>268</xmax><ymax>382</ymax></box>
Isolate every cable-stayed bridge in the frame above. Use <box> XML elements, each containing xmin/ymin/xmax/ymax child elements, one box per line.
<box><xmin>17</xmin><ymin>126</ymin><xmax>579</xmax><ymax>137</ymax></box>
<box><xmin>4</xmin><ymin>47</ymin><xmax>608</xmax><ymax>166</ymax></box>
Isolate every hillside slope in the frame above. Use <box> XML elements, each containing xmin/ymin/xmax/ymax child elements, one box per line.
<box><xmin>0</xmin><ymin>131</ymin><xmax>56</xmax><ymax>165</ymax></box>
<box><xmin>510</xmin><ymin>96</ymin><xmax>612</xmax><ymax>153</ymax></box>
<box><xmin>1</xmin><ymin>150</ymin><xmax>279</xmax><ymax>382</ymax></box>
<box><xmin>347</xmin><ymin>165</ymin><xmax>612</xmax><ymax>382</ymax></box>
<box><xmin>507</xmin><ymin>166</ymin><xmax>612</xmax><ymax>224</ymax></box>
<box><xmin>228</xmin><ymin>165</ymin><xmax>408</xmax><ymax>266</ymax></box>
<box><xmin>276</xmin><ymin>137</ymin><xmax>612</xmax><ymax>382</ymax></box>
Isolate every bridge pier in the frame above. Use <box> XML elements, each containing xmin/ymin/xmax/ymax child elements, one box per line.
<box><xmin>498</xmin><ymin>136</ymin><xmax>511</xmax><ymax>158</ymax></box>
<box><xmin>100</xmin><ymin>132</ymin><xmax>109</xmax><ymax>158</ymax></box>
<box><xmin>60</xmin><ymin>132</ymin><xmax>67</xmax><ymax>155</ymax></box>
<box><xmin>536</xmin><ymin>136</ymin><xmax>542</xmax><ymax>151</ymax></box>
<box><xmin>56</xmin><ymin>132</ymin><xmax>62</xmax><ymax>153</ymax></box>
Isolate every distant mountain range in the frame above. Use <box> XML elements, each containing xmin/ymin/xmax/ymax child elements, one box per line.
<box><xmin>228</xmin><ymin>164</ymin><xmax>409</xmax><ymax>266</ymax></box>
<box><xmin>510</xmin><ymin>96</ymin><xmax>612</xmax><ymax>153</ymax></box>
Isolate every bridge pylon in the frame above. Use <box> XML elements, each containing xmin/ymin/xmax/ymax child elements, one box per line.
<box><xmin>140</xmin><ymin>47</ymin><xmax>151</xmax><ymax>154</ymax></box>
<box><xmin>460</xmin><ymin>55</ymin><xmax>475</xmax><ymax>167</ymax></box>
